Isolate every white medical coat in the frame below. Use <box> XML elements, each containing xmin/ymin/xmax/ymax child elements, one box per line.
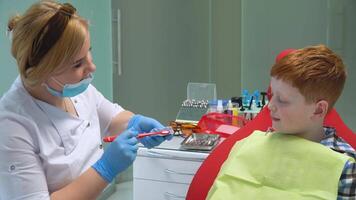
<box><xmin>0</xmin><ymin>77</ymin><xmax>124</xmax><ymax>200</ymax></box>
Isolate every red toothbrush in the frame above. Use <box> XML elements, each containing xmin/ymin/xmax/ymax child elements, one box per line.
<box><xmin>103</xmin><ymin>130</ymin><xmax>171</xmax><ymax>143</ymax></box>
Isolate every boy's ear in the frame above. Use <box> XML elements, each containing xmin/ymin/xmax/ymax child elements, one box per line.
<box><xmin>313</xmin><ymin>100</ymin><xmax>329</xmax><ymax>118</ymax></box>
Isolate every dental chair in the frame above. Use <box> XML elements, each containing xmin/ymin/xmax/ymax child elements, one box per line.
<box><xmin>185</xmin><ymin>49</ymin><xmax>356</xmax><ymax>200</ymax></box>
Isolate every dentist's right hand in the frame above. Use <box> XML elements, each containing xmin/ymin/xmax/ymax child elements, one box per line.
<box><xmin>92</xmin><ymin>128</ymin><xmax>138</xmax><ymax>183</ymax></box>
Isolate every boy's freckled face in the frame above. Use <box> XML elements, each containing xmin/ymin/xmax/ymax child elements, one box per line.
<box><xmin>268</xmin><ymin>78</ymin><xmax>316</xmax><ymax>134</ymax></box>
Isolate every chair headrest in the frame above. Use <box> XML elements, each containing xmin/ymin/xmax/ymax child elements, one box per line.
<box><xmin>267</xmin><ymin>48</ymin><xmax>297</xmax><ymax>100</ymax></box>
<box><xmin>275</xmin><ymin>48</ymin><xmax>296</xmax><ymax>62</ymax></box>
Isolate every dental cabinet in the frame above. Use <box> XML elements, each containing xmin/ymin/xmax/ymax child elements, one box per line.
<box><xmin>133</xmin><ymin>136</ymin><xmax>209</xmax><ymax>200</ymax></box>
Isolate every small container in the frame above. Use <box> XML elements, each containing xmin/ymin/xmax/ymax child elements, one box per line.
<box><xmin>231</xmin><ymin>105</ymin><xmax>239</xmax><ymax>126</ymax></box>
<box><xmin>197</xmin><ymin>112</ymin><xmax>248</xmax><ymax>138</ymax></box>
<box><xmin>242</xmin><ymin>89</ymin><xmax>249</xmax><ymax>107</ymax></box>
<box><xmin>226</xmin><ymin>100</ymin><xmax>233</xmax><ymax>115</ymax></box>
<box><xmin>217</xmin><ymin>100</ymin><xmax>224</xmax><ymax>113</ymax></box>
<box><xmin>208</xmin><ymin>100</ymin><xmax>218</xmax><ymax>113</ymax></box>
<box><xmin>187</xmin><ymin>82</ymin><xmax>217</xmax><ymax>100</ymax></box>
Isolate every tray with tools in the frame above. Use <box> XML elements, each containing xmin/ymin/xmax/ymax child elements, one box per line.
<box><xmin>180</xmin><ymin>133</ymin><xmax>220</xmax><ymax>151</ymax></box>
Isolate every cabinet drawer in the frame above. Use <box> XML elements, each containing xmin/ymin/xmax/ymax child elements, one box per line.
<box><xmin>133</xmin><ymin>178</ymin><xmax>188</xmax><ymax>200</ymax></box>
<box><xmin>134</xmin><ymin>151</ymin><xmax>204</xmax><ymax>184</ymax></box>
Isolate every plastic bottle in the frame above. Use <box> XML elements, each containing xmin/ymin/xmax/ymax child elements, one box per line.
<box><xmin>217</xmin><ymin>100</ymin><xmax>224</xmax><ymax>113</ymax></box>
<box><xmin>208</xmin><ymin>100</ymin><xmax>218</xmax><ymax>113</ymax></box>
<box><xmin>226</xmin><ymin>100</ymin><xmax>233</xmax><ymax>115</ymax></box>
<box><xmin>242</xmin><ymin>89</ymin><xmax>249</xmax><ymax>107</ymax></box>
<box><xmin>253</xmin><ymin>90</ymin><xmax>260</xmax><ymax>108</ymax></box>
<box><xmin>231</xmin><ymin>104</ymin><xmax>239</xmax><ymax>126</ymax></box>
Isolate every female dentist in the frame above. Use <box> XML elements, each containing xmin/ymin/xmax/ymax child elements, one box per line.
<box><xmin>0</xmin><ymin>1</ymin><xmax>171</xmax><ymax>199</ymax></box>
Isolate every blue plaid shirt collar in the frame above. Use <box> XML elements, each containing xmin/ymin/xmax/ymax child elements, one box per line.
<box><xmin>321</xmin><ymin>126</ymin><xmax>356</xmax><ymax>159</ymax></box>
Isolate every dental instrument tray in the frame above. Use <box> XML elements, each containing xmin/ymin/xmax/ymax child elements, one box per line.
<box><xmin>180</xmin><ymin>133</ymin><xmax>220</xmax><ymax>151</ymax></box>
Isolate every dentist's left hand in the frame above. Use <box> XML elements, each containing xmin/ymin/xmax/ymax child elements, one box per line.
<box><xmin>92</xmin><ymin>128</ymin><xmax>138</xmax><ymax>183</ymax></box>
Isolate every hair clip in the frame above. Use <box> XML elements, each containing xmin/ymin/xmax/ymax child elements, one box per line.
<box><xmin>59</xmin><ymin>3</ymin><xmax>76</xmax><ymax>16</ymax></box>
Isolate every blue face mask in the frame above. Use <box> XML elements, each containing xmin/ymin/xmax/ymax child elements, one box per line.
<box><xmin>44</xmin><ymin>73</ymin><xmax>94</xmax><ymax>97</ymax></box>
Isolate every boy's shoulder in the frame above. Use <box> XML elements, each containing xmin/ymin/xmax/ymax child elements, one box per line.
<box><xmin>321</xmin><ymin>127</ymin><xmax>356</xmax><ymax>159</ymax></box>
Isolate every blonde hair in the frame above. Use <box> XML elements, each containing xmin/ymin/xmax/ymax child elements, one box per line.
<box><xmin>8</xmin><ymin>0</ymin><xmax>89</xmax><ymax>87</ymax></box>
<box><xmin>271</xmin><ymin>44</ymin><xmax>346</xmax><ymax>111</ymax></box>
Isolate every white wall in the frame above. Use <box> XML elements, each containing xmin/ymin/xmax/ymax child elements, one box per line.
<box><xmin>241</xmin><ymin>0</ymin><xmax>328</xmax><ymax>91</ymax></box>
<box><xmin>334</xmin><ymin>0</ymin><xmax>356</xmax><ymax>130</ymax></box>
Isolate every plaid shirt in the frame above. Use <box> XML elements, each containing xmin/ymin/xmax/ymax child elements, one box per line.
<box><xmin>320</xmin><ymin>127</ymin><xmax>356</xmax><ymax>199</ymax></box>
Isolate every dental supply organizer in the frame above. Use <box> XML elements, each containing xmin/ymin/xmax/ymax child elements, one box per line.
<box><xmin>175</xmin><ymin>99</ymin><xmax>209</xmax><ymax>123</ymax></box>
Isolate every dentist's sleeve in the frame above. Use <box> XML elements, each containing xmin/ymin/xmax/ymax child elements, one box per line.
<box><xmin>87</xmin><ymin>85</ymin><xmax>125</xmax><ymax>137</ymax></box>
<box><xmin>0</xmin><ymin>117</ymin><xmax>50</xmax><ymax>200</ymax></box>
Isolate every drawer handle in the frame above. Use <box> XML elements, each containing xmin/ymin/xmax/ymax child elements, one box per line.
<box><xmin>164</xmin><ymin>192</ymin><xmax>186</xmax><ymax>199</ymax></box>
<box><xmin>146</xmin><ymin>150</ymin><xmax>176</xmax><ymax>158</ymax></box>
<box><xmin>165</xmin><ymin>169</ymin><xmax>195</xmax><ymax>176</ymax></box>
<box><xmin>146</xmin><ymin>150</ymin><xmax>206</xmax><ymax>161</ymax></box>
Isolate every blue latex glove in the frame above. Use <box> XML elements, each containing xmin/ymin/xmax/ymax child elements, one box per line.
<box><xmin>139</xmin><ymin>130</ymin><xmax>173</xmax><ymax>149</ymax></box>
<box><xmin>92</xmin><ymin>128</ymin><xmax>138</xmax><ymax>183</ymax></box>
<box><xmin>128</xmin><ymin>114</ymin><xmax>173</xmax><ymax>148</ymax></box>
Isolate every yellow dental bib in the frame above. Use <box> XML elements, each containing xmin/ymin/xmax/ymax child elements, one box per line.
<box><xmin>207</xmin><ymin>131</ymin><xmax>353</xmax><ymax>200</ymax></box>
